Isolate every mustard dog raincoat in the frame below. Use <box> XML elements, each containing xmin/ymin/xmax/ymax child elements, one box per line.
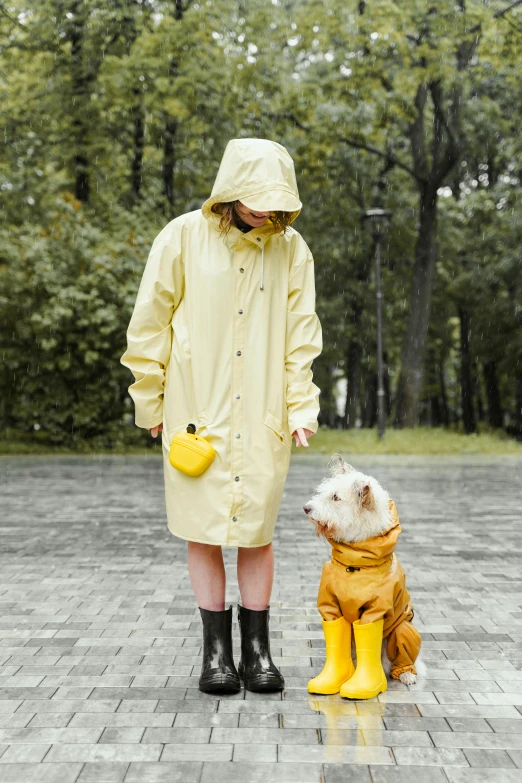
<box><xmin>317</xmin><ymin>499</ymin><xmax>421</xmax><ymax>677</ymax></box>
<box><xmin>121</xmin><ymin>138</ymin><xmax>322</xmax><ymax>547</ymax></box>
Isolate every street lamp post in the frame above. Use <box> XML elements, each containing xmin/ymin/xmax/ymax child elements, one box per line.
<box><xmin>363</xmin><ymin>208</ymin><xmax>392</xmax><ymax>441</ymax></box>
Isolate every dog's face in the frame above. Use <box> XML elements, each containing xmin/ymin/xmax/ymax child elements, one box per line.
<box><xmin>303</xmin><ymin>454</ymin><xmax>392</xmax><ymax>543</ymax></box>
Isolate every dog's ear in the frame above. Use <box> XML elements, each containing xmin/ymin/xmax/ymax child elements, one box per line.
<box><xmin>328</xmin><ymin>453</ymin><xmax>355</xmax><ymax>476</ymax></box>
<box><xmin>358</xmin><ymin>482</ymin><xmax>376</xmax><ymax>511</ymax></box>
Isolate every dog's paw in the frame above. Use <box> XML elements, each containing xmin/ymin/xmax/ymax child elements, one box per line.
<box><xmin>399</xmin><ymin>671</ymin><xmax>417</xmax><ymax>685</ymax></box>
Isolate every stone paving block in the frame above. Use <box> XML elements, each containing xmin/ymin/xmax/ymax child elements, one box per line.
<box><xmin>382</xmin><ymin>717</ymin><xmax>450</xmax><ymax>732</ymax></box>
<box><xmin>211</xmin><ymin>727</ymin><xmax>319</xmax><ymax>745</ymax></box>
<box><xmin>432</xmin><ymin>731</ymin><xmax>522</xmax><ymax>750</ymax></box>
<box><xmin>161</xmin><ymin>742</ymin><xmax>233</xmax><ymax>761</ymax></box>
<box><xmin>174</xmin><ymin>712</ymin><xmax>238</xmax><ymax>727</ymax></box>
<box><xmin>284</xmin><ymin>713</ymin><xmax>383</xmax><ymax>730</ymax></box>
<box><xmin>141</xmin><ymin>727</ymin><xmax>210</xmax><ymax>743</ymax></box>
<box><xmin>18</xmin><ymin>699</ymin><xmax>119</xmax><ymax>713</ymax></box>
<box><xmin>278</xmin><ymin>744</ymin><xmax>394</xmax><ymax>764</ymax></box>
<box><xmin>71</xmin><ymin>713</ymin><xmax>174</xmax><ymax>728</ymax></box>
<box><xmin>463</xmin><ymin>748</ymin><xmax>516</xmax><ymax>767</ymax></box>
<box><xmin>155</xmin><ymin>699</ymin><xmax>216</xmax><ymax>713</ymax></box>
<box><xmin>0</xmin><ymin>762</ymin><xmax>84</xmax><ymax>782</ymax></box>
<box><xmin>124</xmin><ymin>761</ymin><xmax>203</xmax><ymax>782</ymax></box>
<box><xmin>0</xmin><ymin>687</ymin><xmax>56</xmax><ymax>700</ymax></box>
<box><xmin>368</xmin><ymin>768</ymin><xmax>447</xmax><ymax>783</ymax></box>
<box><xmin>447</xmin><ymin>718</ymin><xmax>494</xmax><ymax>732</ymax></box>
<box><xmin>99</xmin><ymin>728</ymin><xmax>145</xmax><ymax>743</ymax></box>
<box><xmin>487</xmin><ymin>719</ymin><xmax>522</xmax><ymax>733</ymax></box>
<box><xmin>44</xmin><ymin>743</ymin><xmax>163</xmax><ymax>763</ymax></box>
<box><xmin>444</xmin><ymin>770</ymin><xmax>522</xmax><ymax>782</ymax></box>
<box><xmin>361</xmin><ymin>729</ymin><xmax>432</xmax><ymax>747</ymax></box>
<box><xmin>0</xmin><ymin>744</ymin><xmax>51</xmax><ymax>763</ymax></box>
<box><xmin>77</xmin><ymin>762</ymin><xmax>129</xmax><ymax>782</ymax></box>
<box><xmin>322</xmin><ymin>765</ymin><xmax>373</xmax><ymax>782</ymax></box>
<box><xmin>117</xmin><ymin>700</ymin><xmax>158</xmax><ymax>713</ymax></box>
<box><xmin>356</xmin><ymin>703</ymin><xmax>420</xmax><ymax>717</ymax></box>
<box><xmin>27</xmin><ymin>713</ymin><xmax>74</xmax><ymax>728</ymax></box>
<box><xmin>419</xmin><ymin>704</ymin><xmax>522</xmax><ymax>719</ymax></box>
<box><xmin>0</xmin><ymin>727</ymin><xmax>103</xmax><ymax>744</ymax></box>
<box><xmin>199</xmin><ymin>760</ymin><xmax>326</xmax><ymax>781</ymax></box>
<box><xmin>232</xmin><ymin>743</ymin><xmax>277</xmax><ymax>762</ymax></box>
<box><xmin>392</xmin><ymin>746</ymin><xmax>469</xmax><ymax>766</ymax></box>
<box><xmin>51</xmin><ymin>687</ymin><xmax>96</xmax><ymax>699</ymax></box>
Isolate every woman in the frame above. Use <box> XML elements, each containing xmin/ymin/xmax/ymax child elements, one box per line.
<box><xmin>121</xmin><ymin>138</ymin><xmax>322</xmax><ymax>694</ymax></box>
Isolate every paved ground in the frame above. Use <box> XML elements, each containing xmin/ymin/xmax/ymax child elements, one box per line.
<box><xmin>1</xmin><ymin>453</ymin><xmax>522</xmax><ymax>783</ymax></box>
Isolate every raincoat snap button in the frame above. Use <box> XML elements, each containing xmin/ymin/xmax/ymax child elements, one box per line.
<box><xmin>256</xmin><ymin>238</ymin><xmax>261</xmax><ymax>242</ymax></box>
<box><xmin>238</xmin><ymin>309</ymin><xmax>243</xmax><ymax>314</ymax></box>
<box><xmin>235</xmin><ymin>394</ymin><xmax>241</xmax><ymax>399</ymax></box>
<box><xmin>239</xmin><ymin>267</ymin><xmax>245</xmax><ymax>273</ymax></box>
<box><xmin>232</xmin><ymin>516</ymin><xmax>237</xmax><ymax>522</ymax></box>
<box><xmin>236</xmin><ymin>350</ymin><xmax>242</xmax><ymax>356</ymax></box>
<box><xmin>235</xmin><ymin>433</ymin><xmax>241</xmax><ymax>438</ymax></box>
<box><xmin>234</xmin><ymin>476</ymin><xmax>240</xmax><ymax>481</ymax></box>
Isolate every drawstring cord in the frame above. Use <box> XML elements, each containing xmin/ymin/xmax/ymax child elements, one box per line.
<box><xmin>260</xmin><ymin>245</ymin><xmax>264</xmax><ymax>290</ymax></box>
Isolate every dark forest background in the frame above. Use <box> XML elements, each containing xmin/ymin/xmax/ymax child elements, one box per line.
<box><xmin>1</xmin><ymin>0</ymin><xmax>521</xmax><ymax>448</ymax></box>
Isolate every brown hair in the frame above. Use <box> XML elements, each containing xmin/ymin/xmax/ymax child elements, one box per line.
<box><xmin>210</xmin><ymin>200</ymin><xmax>294</xmax><ymax>236</ymax></box>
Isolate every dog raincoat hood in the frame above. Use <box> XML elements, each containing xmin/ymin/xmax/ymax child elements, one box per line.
<box><xmin>327</xmin><ymin>501</ymin><xmax>401</xmax><ymax>569</ymax></box>
<box><xmin>121</xmin><ymin>138</ymin><xmax>322</xmax><ymax>547</ymax></box>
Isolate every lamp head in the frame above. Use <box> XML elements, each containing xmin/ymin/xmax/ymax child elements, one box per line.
<box><xmin>363</xmin><ymin>208</ymin><xmax>392</xmax><ymax>238</ymax></box>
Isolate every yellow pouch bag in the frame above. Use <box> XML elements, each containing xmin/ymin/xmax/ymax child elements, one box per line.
<box><xmin>169</xmin><ymin>423</ymin><xmax>216</xmax><ymax>477</ymax></box>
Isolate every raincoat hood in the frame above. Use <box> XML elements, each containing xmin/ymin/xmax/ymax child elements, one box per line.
<box><xmin>201</xmin><ymin>138</ymin><xmax>302</xmax><ymax>227</ymax></box>
<box><xmin>326</xmin><ymin>500</ymin><xmax>402</xmax><ymax>569</ymax></box>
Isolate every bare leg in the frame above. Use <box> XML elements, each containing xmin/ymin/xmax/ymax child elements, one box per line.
<box><xmin>237</xmin><ymin>543</ymin><xmax>274</xmax><ymax>610</ymax></box>
<box><xmin>187</xmin><ymin>542</ymin><xmax>226</xmax><ymax>611</ymax></box>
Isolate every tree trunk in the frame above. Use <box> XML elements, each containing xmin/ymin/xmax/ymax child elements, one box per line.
<box><xmin>516</xmin><ymin>374</ymin><xmax>522</xmax><ymax>436</ymax></box>
<box><xmin>343</xmin><ymin>339</ymin><xmax>362</xmax><ymax>429</ymax></box>
<box><xmin>70</xmin><ymin>3</ymin><xmax>90</xmax><ymax>202</ymax></box>
<box><xmin>483</xmin><ymin>360</ymin><xmax>503</xmax><ymax>428</ymax></box>
<box><xmin>130</xmin><ymin>87</ymin><xmax>145</xmax><ymax>199</ymax></box>
<box><xmin>426</xmin><ymin>345</ymin><xmax>444</xmax><ymax>426</ymax></box>
<box><xmin>395</xmin><ymin>188</ymin><xmax>438</xmax><ymax>426</ymax></box>
<box><xmin>163</xmin><ymin>117</ymin><xmax>177</xmax><ymax>215</ymax></box>
<box><xmin>362</xmin><ymin>370</ymin><xmax>377</xmax><ymax>428</ymax></box>
<box><xmin>439</xmin><ymin>356</ymin><xmax>450</xmax><ymax>426</ymax></box>
<box><xmin>458</xmin><ymin>305</ymin><xmax>477</xmax><ymax>434</ymax></box>
<box><xmin>162</xmin><ymin>54</ymin><xmax>179</xmax><ymax>217</ymax></box>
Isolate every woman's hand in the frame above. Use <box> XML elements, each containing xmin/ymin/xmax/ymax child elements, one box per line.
<box><xmin>150</xmin><ymin>424</ymin><xmax>163</xmax><ymax>438</ymax></box>
<box><xmin>292</xmin><ymin>427</ymin><xmax>314</xmax><ymax>448</ymax></box>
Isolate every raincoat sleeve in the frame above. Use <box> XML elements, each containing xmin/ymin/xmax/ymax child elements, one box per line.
<box><xmin>120</xmin><ymin>221</ymin><xmax>185</xmax><ymax>430</ymax></box>
<box><xmin>285</xmin><ymin>239</ymin><xmax>323</xmax><ymax>435</ymax></box>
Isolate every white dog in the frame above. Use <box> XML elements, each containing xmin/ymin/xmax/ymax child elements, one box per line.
<box><xmin>304</xmin><ymin>455</ymin><xmax>424</xmax><ymax>688</ymax></box>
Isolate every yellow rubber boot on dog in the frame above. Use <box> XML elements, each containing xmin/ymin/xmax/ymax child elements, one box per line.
<box><xmin>340</xmin><ymin>618</ymin><xmax>387</xmax><ymax>700</ymax></box>
<box><xmin>308</xmin><ymin>616</ymin><xmax>355</xmax><ymax>695</ymax></box>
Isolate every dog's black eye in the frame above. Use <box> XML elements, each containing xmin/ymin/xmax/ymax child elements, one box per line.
<box><xmin>332</xmin><ymin>493</ymin><xmax>341</xmax><ymax>501</ymax></box>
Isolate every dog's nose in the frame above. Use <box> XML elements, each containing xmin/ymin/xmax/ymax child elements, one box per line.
<box><xmin>303</xmin><ymin>505</ymin><xmax>312</xmax><ymax>515</ymax></box>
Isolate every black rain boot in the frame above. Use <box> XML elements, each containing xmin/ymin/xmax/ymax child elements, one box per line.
<box><xmin>237</xmin><ymin>604</ymin><xmax>285</xmax><ymax>692</ymax></box>
<box><xmin>198</xmin><ymin>606</ymin><xmax>241</xmax><ymax>694</ymax></box>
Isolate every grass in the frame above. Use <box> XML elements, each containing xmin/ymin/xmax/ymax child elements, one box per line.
<box><xmin>0</xmin><ymin>425</ymin><xmax>520</xmax><ymax>457</ymax></box>
<box><xmin>300</xmin><ymin>425</ymin><xmax>522</xmax><ymax>455</ymax></box>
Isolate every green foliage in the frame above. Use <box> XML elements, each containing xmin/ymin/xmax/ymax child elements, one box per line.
<box><xmin>0</xmin><ymin>195</ymin><xmax>150</xmax><ymax>445</ymax></box>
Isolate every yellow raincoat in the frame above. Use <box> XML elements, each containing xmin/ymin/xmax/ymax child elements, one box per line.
<box><xmin>120</xmin><ymin>138</ymin><xmax>322</xmax><ymax>547</ymax></box>
<box><xmin>317</xmin><ymin>500</ymin><xmax>421</xmax><ymax>677</ymax></box>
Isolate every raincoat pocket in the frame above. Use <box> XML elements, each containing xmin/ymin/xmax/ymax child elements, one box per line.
<box><xmin>164</xmin><ymin>409</ymin><xmax>210</xmax><ymax>446</ymax></box>
<box><xmin>263</xmin><ymin>409</ymin><xmax>292</xmax><ymax>450</ymax></box>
